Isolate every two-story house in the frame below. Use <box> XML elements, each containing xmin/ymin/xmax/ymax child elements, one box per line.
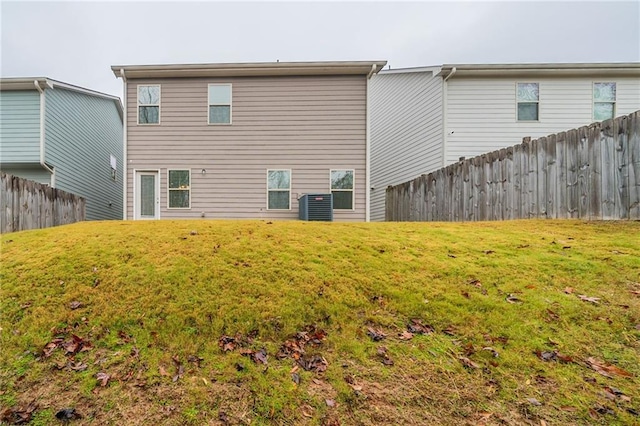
<box><xmin>0</xmin><ymin>78</ymin><xmax>124</xmax><ymax>220</ymax></box>
<box><xmin>111</xmin><ymin>61</ymin><xmax>386</xmax><ymax>221</ymax></box>
<box><xmin>370</xmin><ymin>62</ymin><xmax>640</xmax><ymax>221</ymax></box>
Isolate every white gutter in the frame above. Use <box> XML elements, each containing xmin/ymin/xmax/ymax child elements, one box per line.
<box><xmin>365</xmin><ymin>64</ymin><xmax>377</xmax><ymax>222</ymax></box>
<box><xmin>120</xmin><ymin>68</ymin><xmax>127</xmax><ymax>220</ymax></box>
<box><xmin>34</xmin><ymin>80</ymin><xmax>56</xmax><ymax>186</ymax></box>
<box><xmin>441</xmin><ymin>67</ymin><xmax>457</xmax><ymax>167</ymax></box>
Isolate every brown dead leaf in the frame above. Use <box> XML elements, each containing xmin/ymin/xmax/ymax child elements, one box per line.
<box><xmin>407</xmin><ymin>319</ymin><xmax>434</xmax><ymax>335</ymax></box>
<box><xmin>366</xmin><ymin>327</ymin><xmax>386</xmax><ymax>341</ymax></box>
<box><xmin>69</xmin><ymin>301</ymin><xmax>83</xmax><ymax>310</ymax></box>
<box><xmin>325</xmin><ymin>399</ymin><xmax>336</xmax><ymax>407</ymax></box>
<box><xmin>564</xmin><ymin>287</ymin><xmax>574</xmax><ymax>294</ymax></box>
<box><xmin>506</xmin><ymin>294</ymin><xmax>522</xmax><ymax>303</ymax></box>
<box><xmin>300</xmin><ymin>404</ymin><xmax>315</xmax><ymax>418</ymax></box>
<box><xmin>469</xmin><ymin>279</ymin><xmax>482</xmax><ymax>287</ymax></box>
<box><xmin>0</xmin><ymin>401</ymin><xmax>37</xmax><ymax>424</ymax></box>
<box><xmin>298</xmin><ymin>354</ymin><xmax>328</xmax><ymax>372</ymax></box>
<box><xmin>578</xmin><ymin>294</ymin><xmax>600</xmax><ymax>304</ymax></box>
<box><xmin>159</xmin><ymin>365</ymin><xmax>169</xmax><ymax>376</ymax></box>
<box><xmin>398</xmin><ymin>331</ymin><xmax>414</xmax><ymax>340</ymax></box>
<box><xmin>442</xmin><ymin>325</ymin><xmax>457</xmax><ymax>336</ymax></box>
<box><xmin>96</xmin><ymin>372</ymin><xmax>110</xmax><ymax>387</ymax></box>
<box><xmin>527</xmin><ymin>398</ymin><xmax>542</xmax><ymax>406</ymax></box>
<box><xmin>458</xmin><ymin>356</ymin><xmax>480</xmax><ymax>369</ymax></box>
<box><xmin>586</xmin><ymin>357</ymin><xmax>633</xmax><ymax>378</ymax></box>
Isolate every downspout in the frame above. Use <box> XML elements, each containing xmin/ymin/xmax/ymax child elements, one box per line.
<box><xmin>34</xmin><ymin>80</ymin><xmax>56</xmax><ymax>186</ymax></box>
<box><xmin>120</xmin><ymin>69</ymin><xmax>127</xmax><ymax>220</ymax></box>
<box><xmin>442</xmin><ymin>67</ymin><xmax>457</xmax><ymax>168</ymax></box>
<box><xmin>365</xmin><ymin>64</ymin><xmax>377</xmax><ymax>222</ymax></box>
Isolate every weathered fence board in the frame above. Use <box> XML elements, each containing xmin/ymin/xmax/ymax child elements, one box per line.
<box><xmin>0</xmin><ymin>173</ymin><xmax>85</xmax><ymax>233</ymax></box>
<box><xmin>386</xmin><ymin>111</ymin><xmax>640</xmax><ymax>222</ymax></box>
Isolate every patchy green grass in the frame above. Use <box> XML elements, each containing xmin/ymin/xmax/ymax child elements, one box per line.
<box><xmin>1</xmin><ymin>220</ymin><xmax>639</xmax><ymax>425</ymax></box>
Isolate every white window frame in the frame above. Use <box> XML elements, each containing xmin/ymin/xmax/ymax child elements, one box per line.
<box><xmin>330</xmin><ymin>169</ymin><xmax>355</xmax><ymax>211</ymax></box>
<box><xmin>266</xmin><ymin>169</ymin><xmax>291</xmax><ymax>211</ymax></box>
<box><xmin>137</xmin><ymin>84</ymin><xmax>161</xmax><ymax>125</ymax></box>
<box><xmin>592</xmin><ymin>82</ymin><xmax>616</xmax><ymax>121</ymax></box>
<box><xmin>167</xmin><ymin>169</ymin><xmax>191</xmax><ymax>210</ymax></box>
<box><xmin>515</xmin><ymin>82</ymin><xmax>540</xmax><ymax>122</ymax></box>
<box><xmin>208</xmin><ymin>83</ymin><xmax>232</xmax><ymax>125</ymax></box>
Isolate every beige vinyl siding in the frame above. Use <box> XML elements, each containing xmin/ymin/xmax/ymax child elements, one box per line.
<box><xmin>370</xmin><ymin>69</ymin><xmax>443</xmax><ymax>221</ymax></box>
<box><xmin>126</xmin><ymin>76</ymin><xmax>366</xmax><ymax>221</ymax></box>
<box><xmin>445</xmin><ymin>76</ymin><xmax>640</xmax><ymax>165</ymax></box>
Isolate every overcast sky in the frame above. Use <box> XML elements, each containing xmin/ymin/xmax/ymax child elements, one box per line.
<box><xmin>2</xmin><ymin>1</ymin><xmax>639</xmax><ymax>98</ymax></box>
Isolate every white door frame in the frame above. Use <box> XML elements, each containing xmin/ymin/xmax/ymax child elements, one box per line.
<box><xmin>133</xmin><ymin>169</ymin><xmax>160</xmax><ymax>220</ymax></box>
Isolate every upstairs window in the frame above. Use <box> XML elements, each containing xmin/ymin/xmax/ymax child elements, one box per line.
<box><xmin>138</xmin><ymin>85</ymin><xmax>160</xmax><ymax>124</ymax></box>
<box><xmin>208</xmin><ymin>84</ymin><xmax>232</xmax><ymax>124</ymax></box>
<box><xmin>330</xmin><ymin>170</ymin><xmax>354</xmax><ymax>210</ymax></box>
<box><xmin>267</xmin><ymin>170</ymin><xmax>290</xmax><ymax>210</ymax></box>
<box><xmin>516</xmin><ymin>83</ymin><xmax>539</xmax><ymax>121</ymax></box>
<box><xmin>168</xmin><ymin>169</ymin><xmax>190</xmax><ymax>209</ymax></box>
<box><xmin>593</xmin><ymin>82</ymin><xmax>616</xmax><ymax>121</ymax></box>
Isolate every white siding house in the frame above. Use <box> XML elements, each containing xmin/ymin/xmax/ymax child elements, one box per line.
<box><xmin>370</xmin><ymin>62</ymin><xmax>640</xmax><ymax>221</ymax></box>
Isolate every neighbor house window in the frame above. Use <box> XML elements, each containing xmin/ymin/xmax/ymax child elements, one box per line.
<box><xmin>110</xmin><ymin>154</ymin><xmax>117</xmax><ymax>181</ymax></box>
<box><xmin>208</xmin><ymin>84</ymin><xmax>232</xmax><ymax>124</ymax></box>
<box><xmin>267</xmin><ymin>169</ymin><xmax>290</xmax><ymax>210</ymax></box>
<box><xmin>593</xmin><ymin>82</ymin><xmax>616</xmax><ymax>121</ymax></box>
<box><xmin>168</xmin><ymin>169</ymin><xmax>190</xmax><ymax>209</ymax></box>
<box><xmin>138</xmin><ymin>85</ymin><xmax>160</xmax><ymax>124</ymax></box>
<box><xmin>516</xmin><ymin>83</ymin><xmax>539</xmax><ymax>121</ymax></box>
<box><xmin>330</xmin><ymin>170</ymin><xmax>354</xmax><ymax>210</ymax></box>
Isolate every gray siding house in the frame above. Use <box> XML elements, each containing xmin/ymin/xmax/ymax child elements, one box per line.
<box><xmin>370</xmin><ymin>63</ymin><xmax>640</xmax><ymax>221</ymax></box>
<box><xmin>111</xmin><ymin>61</ymin><xmax>386</xmax><ymax>221</ymax></box>
<box><xmin>0</xmin><ymin>78</ymin><xmax>124</xmax><ymax>220</ymax></box>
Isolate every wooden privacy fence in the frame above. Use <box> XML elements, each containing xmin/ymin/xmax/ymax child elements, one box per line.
<box><xmin>1</xmin><ymin>172</ymin><xmax>85</xmax><ymax>233</ymax></box>
<box><xmin>386</xmin><ymin>111</ymin><xmax>640</xmax><ymax>221</ymax></box>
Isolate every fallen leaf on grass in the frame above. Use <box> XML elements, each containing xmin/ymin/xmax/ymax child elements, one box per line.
<box><xmin>55</xmin><ymin>408</ymin><xmax>82</xmax><ymax>421</ymax></box>
<box><xmin>468</xmin><ymin>279</ymin><xmax>482</xmax><ymax>287</ymax></box>
<box><xmin>398</xmin><ymin>331</ymin><xmax>414</xmax><ymax>340</ymax></box>
<box><xmin>483</xmin><ymin>250</ymin><xmax>495</xmax><ymax>255</ymax></box>
<box><xmin>187</xmin><ymin>355</ymin><xmax>203</xmax><ymax>367</ymax></box>
<box><xmin>535</xmin><ymin>350</ymin><xmax>573</xmax><ymax>363</ymax></box>
<box><xmin>291</xmin><ymin>373</ymin><xmax>300</xmax><ymax>385</ymax></box>
<box><xmin>586</xmin><ymin>357</ymin><xmax>633</xmax><ymax>378</ymax></box>
<box><xmin>591</xmin><ymin>405</ymin><xmax>615</xmax><ymax>416</ymax></box>
<box><xmin>482</xmin><ymin>347</ymin><xmax>499</xmax><ymax>358</ymax></box>
<box><xmin>546</xmin><ymin>309</ymin><xmax>560</xmax><ymax>321</ymax></box>
<box><xmin>325</xmin><ymin>399</ymin><xmax>336</xmax><ymax>407</ymax></box>
<box><xmin>377</xmin><ymin>346</ymin><xmax>394</xmax><ymax>366</ymax></box>
<box><xmin>300</xmin><ymin>404</ymin><xmax>315</xmax><ymax>418</ymax></box>
<box><xmin>240</xmin><ymin>348</ymin><xmax>268</xmax><ymax>365</ymax></box>
<box><xmin>407</xmin><ymin>319</ymin><xmax>434</xmax><ymax>335</ymax></box>
<box><xmin>366</xmin><ymin>327</ymin><xmax>386</xmax><ymax>341</ymax></box>
<box><xmin>506</xmin><ymin>294</ymin><xmax>522</xmax><ymax>303</ymax></box>
<box><xmin>578</xmin><ymin>295</ymin><xmax>600</xmax><ymax>304</ymax></box>
<box><xmin>527</xmin><ymin>398</ymin><xmax>542</xmax><ymax>406</ymax></box>
<box><xmin>298</xmin><ymin>355</ymin><xmax>328</xmax><ymax>372</ymax></box>
<box><xmin>442</xmin><ymin>325</ymin><xmax>457</xmax><ymax>336</ymax></box>
<box><xmin>159</xmin><ymin>365</ymin><xmax>169</xmax><ymax>376</ymax></box>
<box><xmin>218</xmin><ymin>335</ymin><xmax>238</xmax><ymax>352</ymax></box>
<box><xmin>564</xmin><ymin>287</ymin><xmax>574</xmax><ymax>294</ymax></box>
<box><xmin>67</xmin><ymin>361</ymin><xmax>88</xmax><ymax>372</ymax></box>
<box><xmin>69</xmin><ymin>301</ymin><xmax>83</xmax><ymax>310</ymax></box>
<box><xmin>96</xmin><ymin>372</ymin><xmax>110</xmax><ymax>387</ymax></box>
<box><xmin>0</xmin><ymin>401</ymin><xmax>37</xmax><ymax>424</ymax></box>
<box><xmin>458</xmin><ymin>356</ymin><xmax>480</xmax><ymax>369</ymax></box>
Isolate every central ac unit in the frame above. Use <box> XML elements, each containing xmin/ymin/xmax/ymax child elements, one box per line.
<box><xmin>298</xmin><ymin>194</ymin><xmax>333</xmax><ymax>221</ymax></box>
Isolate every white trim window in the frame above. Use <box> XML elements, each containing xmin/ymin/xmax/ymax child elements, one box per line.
<box><xmin>267</xmin><ymin>169</ymin><xmax>291</xmax><ymax>210</ymax></box>
<box><xmin>516</xmin><ymin>82</ymin><xmax>539</xmax><ymax>121</ymax></box>
<box><xmin>593</xmin><ymin>82</ymin><xmax>616</xmax><ymax>121</ymax></box>
<box><xmin>330</xmin><ymin>169</ymin><xmax>354</xmax><ymax>210</ymax></box>
<box><xmin>137</xmin><ymin>85</ymin><xmax>160</xmax><ymax>124</ymax></box>
<box><xmin>168</xmin><ymin>169</ymin><xmax>191</xmax><ymax>209</ymax></box>
<box><xmin>208</xmin><ymin>84</ymin><xmax>232</xmax><ymax>124</ymax></box>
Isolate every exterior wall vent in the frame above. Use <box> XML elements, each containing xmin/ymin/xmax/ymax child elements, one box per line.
<box><xmin>298</xmin><ymin>193</ymin><xmax>333</xmax><ymax>221</ymax></box>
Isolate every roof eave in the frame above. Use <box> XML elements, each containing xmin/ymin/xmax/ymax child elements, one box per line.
<box><xmin>437</xmin><ymin>62</ymin><xmax>640</xmax><ymax>78</ymax></box>
<box><xmin>111</xmin><ymin>61</ymin><xmax>388</xmax><ymax>79</ymax></box>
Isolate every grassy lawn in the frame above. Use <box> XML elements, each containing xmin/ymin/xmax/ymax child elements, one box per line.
<box><xmin>0</xmin><ymin>219</ymin><xmax>639</xmax><ymax>425</ymax></box>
